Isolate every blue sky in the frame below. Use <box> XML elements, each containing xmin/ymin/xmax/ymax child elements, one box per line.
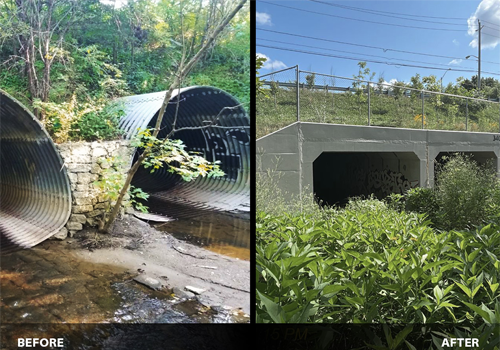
<box><xmin>256</xmin><ymin>0</ymin><xmax>500</xmax><ymax>87</ymax></box>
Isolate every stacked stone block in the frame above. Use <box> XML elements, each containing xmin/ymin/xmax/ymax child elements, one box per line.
<box><xmin>53</xmin><ymin>140</ymin><xmax>135</xmax><ymax>239</ymax></box>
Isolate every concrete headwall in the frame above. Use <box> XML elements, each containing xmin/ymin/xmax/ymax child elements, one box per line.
<box><xmin>257</xmin><ymin>122</ymin><xmax>500</xmax><ymax>205</ymax></box>
<box><xmin>54</xmin><ymin>141</ymin><xmax>135</xmax><ymax>239</ymax></box>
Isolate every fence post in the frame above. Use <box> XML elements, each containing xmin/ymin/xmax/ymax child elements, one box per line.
<box><xmin>421</xmin><ymin>90</ymin><xmax>425</xmax><ymax>129</ymax></box>
<box><xmin>466</xmin><ymin>98</ymin><xmax>469</xmax><ymax>131</ymax></box>
<box><xmin>498</xmin><ymin>102</ymin><xmax>500</xmax><ymax>133</ymax></box>
<box><xmin>296</xmin><ymin>65</ymin><xmax>300</xmax><ymax>122</ymax></box>
<box><xmin>367</xmin><ymin>82</ymin><xmax>371</xmax><ymax>126</ymax></box>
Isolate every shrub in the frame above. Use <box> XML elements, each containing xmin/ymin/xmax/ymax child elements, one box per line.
<box><xmin>257</xmin><ymin>198</ymin><xmax>500</xmax><ymax>325</ymax></box>
<box><xmin>257</xmin><ymin>197</ymin><xmax>500</xmax><ymax>331</ymax></box>
<box><xmin>435</xmin><ymin>154</ymin><xmax>498</xmax><ymax>230</ymax></box>
<box><xmin>405</xmin><ymin>187</ymin><xmax>439</xmax><ymax>224</ymax></box>
<box><xmin>36</xmin><ymin>97</ymin><xmax>124</xmax><ymax>143</ymax></box>
<box><xmin>385</xmin><ymin>193</ymin><xmax>405</xmax><ymax>212</ymax></box>
<box><xmin>70</xmin><ymin>102</ymin><xmax>124</xmax><ymax>141</ymax></box>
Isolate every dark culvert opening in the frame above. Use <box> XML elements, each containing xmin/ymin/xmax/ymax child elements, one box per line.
<box><xmin>0</xmin><ymin>90</ymin><xmax>72</xmax><ymax>250</ymax></box>
<box><xmin>313</xmin><ymin>151</ymin><xmax>420</xmax><ymax>207</ymax></box>
<box><xmin>118</xmin><ymin>86</ymin><xmax>250</xmax><ymax>213</ymax></box>
<box><xmin>434</xmin><ymin>151</ymin><xmax>498</xmax><ymax>182</ymax></box>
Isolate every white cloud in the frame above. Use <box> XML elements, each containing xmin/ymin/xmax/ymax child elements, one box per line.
<box><xmin>256</xmin><ymin>12</ymin><xmax>272</xmax><ymax>26</ymax></box>
<box><xmin>256</xmin><ymin>53</ymin><xmax>287</xmax><ymax>70</ymax></box>
<box><xmin>452</xmin><ymin>39</ymin><xmax>460</xmax><ymax>46</ymax></box>
<box><xmin>448</xmin><ymin>59</ymin><xmax>463</xmax><ymax>65</ymax></box>
<box><xmin>467</xmin><ymin>0</ymin><xmax>500</xmax><ymax>49</ymax></box>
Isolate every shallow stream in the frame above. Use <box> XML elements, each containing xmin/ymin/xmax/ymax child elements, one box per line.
<box><xmin>1</xmin><ymin>201</ymin><xmax>249</xmax><ymax>324</ymax></box>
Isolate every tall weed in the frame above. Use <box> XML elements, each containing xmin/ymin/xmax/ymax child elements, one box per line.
<box><xmin>435</xmin><ymin>154</ymin><xmax>499</xmax><ymax>230</ymax></box>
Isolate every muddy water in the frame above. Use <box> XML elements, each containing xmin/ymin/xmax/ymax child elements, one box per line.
<box><xmin>0</xmin><ymin>241</ymin><xmax>245</xmax><ymax>324</ymax></box>
<box><xmin>145</xmin><ymin>196</ymin><xmax>250</xmax><ymax>260</ymax></box>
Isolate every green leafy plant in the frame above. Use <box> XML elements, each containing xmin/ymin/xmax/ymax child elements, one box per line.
<box><xmin>385</xmin><ymin>193</ymin><xmax>405</xmax><ymax>212</ymax></box>
<box><xmin>257</xmin><ymin>194</ymin><xmax>500</xmax><ymax>329</ymax></box>
<box><xmin>70</xmin><ymin>101</ymin><xmax>125</xmax><ymax>141</ymax></box>
<box><xmin>435</xmin><ymin>154</ymin><xmax>499</xmax><ymax>230</ymax></box>
<box><xmin>405</xmin><ymin>187</ymin><xmax>439</xmax><ymax>224</ymax></box>
<box><xmin>132</xmin><ymin>128</ymin><xmax>225</xmax><ymax>181</ymax></box>
<box><xmin>256</xmin><ymin>55</ymin><xmax>268</xmax><ymax>98</ymax></box>
<box><xmin>34</xmin><ymin>96</ymin><xmax>124</xmax><ymax>143</ymax></box>
<box><xmin>93</xmin><ymin>156</ymin><xmax>150</xmax><ymax>222</ymax></box>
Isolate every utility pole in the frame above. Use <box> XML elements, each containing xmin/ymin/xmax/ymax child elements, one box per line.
<box><xmin>478</xmin><ymin>19</ymin><xmax>483</xmax><ymax>91</ymax></box>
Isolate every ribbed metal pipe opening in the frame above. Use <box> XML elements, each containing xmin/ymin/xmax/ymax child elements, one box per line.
<box><xmin>118</xmin><ymin>86</ymin><xmax>250</xmax><ymax>212</ymax></box>
<box><xmin>0</xmin><ymin>90</ymin><xmax>72</xmax><ymax>251</ymax></box>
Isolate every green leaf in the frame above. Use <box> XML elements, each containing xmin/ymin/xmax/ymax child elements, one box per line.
<box><xmin>455</xmin><ymin>282</ymin><xmax>472</xmax><ymax>298</ymax></box>
<box><xmin>462</xmin><ymin>302</ymin><xmax>494</xmax><ymax>323</ymax></box>
<box><xmin>433</xmin><ymin>285</ymin><xmax>443</xmax><ymax>305</ymax></box>
<box><xmin>488</xmin><ymin>282</ymin><xmax>499</xmax><ymax>293</ymax></box>
<box><xmin>404</xmin><ymin>340</ymin><xmax>417</xmax><ymax>350</ymax></box>
<box><xmin>393</xmin><ymin>326</ymin><xmax>413</xmax><ymax>349</ymax></box>
<box><xmin>467</xmin><ymin>249</ymin><xmax>480</xmax><ymax>262</ymax></box>
<box><xmin>322</xmin><ymin>285</ymin><xmax>347</xmax><ymax>298</ymax></box>
<box><xmin>256</xmin><ymin>290</ymin><xmax>284</xmax><ymax>323</ymax></box>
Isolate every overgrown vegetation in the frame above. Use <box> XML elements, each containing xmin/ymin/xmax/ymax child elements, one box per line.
<box><xmin>406</xmin><ymin>154</ymin><xmax>500</xmax><ymax>230</ymax></box>
<box><xmin>257</xmin><ymin>154</ymin><xmax>500</xmax><ymax>348</ymax></box>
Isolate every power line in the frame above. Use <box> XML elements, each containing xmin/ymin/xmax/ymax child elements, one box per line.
<box><xmin>256</xmin><ymin>43</ymin><xmax>500</xmax><ymax>76</ymax></box>
<box><xmin>482</xmin><ymin>25</ymin><xmax>500</xmax><ymax>31</ymax></box>
<box><xmin>481</xmin><ymin>31</ymin><xmax>500</xmax><ymax>39</ymax></box>
<box><xmin>308</xmin><ymin>0</ymin><xmax>468</xmax><ymax>26</ymax></box>
<box><xmin>481</xmin><ymin>19</ymin><xmax>500</xmax><ymax>28</ymax></box>
<box><xmin>299</xmin><ymin>1</ymin><xmax>467</xmax><ymax>20</ymax></box>
<box><xmin>259</xmin><ymin>1</ymin><xmax>465</xmax><ymax>32</ymax></box>
<box><xmin>258</xmin><ymin>38</ymin><xmax>485</xmax><ymax>70</ymax></box>
<box><xmin>470</xmin><ymin>25</ymin><xmax>500</xmax><ymax>39</ymax></box>
<box><xmin>257</xmin><ymin>28</ymin><xmax>500</xmax><ymax>66</ymax></box>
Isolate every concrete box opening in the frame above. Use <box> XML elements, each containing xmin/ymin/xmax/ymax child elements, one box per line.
<box><xmin>313</xmin><ymin>151</ymin><xmax>420</xmax><ymax>207</ymax></box>
<box><xmin>433</xmin><ymin>151</ymin><xmax>499</xmax><ymax>184</ymax></box>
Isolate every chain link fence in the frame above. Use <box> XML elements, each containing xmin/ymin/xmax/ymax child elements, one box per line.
<box><xmin>257</xmin><ymin>66</ymin><xmax>500</xmax><ymax>138</ymax></box>
<box><xmin>257</xmin><ymin>66</ymin><xmax>298</xmax><ymax>139</ymax></box>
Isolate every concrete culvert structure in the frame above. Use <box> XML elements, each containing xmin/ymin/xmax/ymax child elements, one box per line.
<box><xmin>0</xmin><ymin>90</ymin><xmax>72</xmax><ymax>251</ymax></box>
<box><xmin>119</xmin><ymin>86</ymin><xmax>250</xmax><ymax>212</ymax></box>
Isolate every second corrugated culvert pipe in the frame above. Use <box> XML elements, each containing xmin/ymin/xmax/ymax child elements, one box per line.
<box><xmin>119</xmin><ymin>86</ymin><xmax>250</xmax><ymax>212</ymax></box>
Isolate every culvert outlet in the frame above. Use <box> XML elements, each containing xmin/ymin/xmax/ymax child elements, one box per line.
<box><xmin>118</xmin><ymin>86</ymin><xmax>250</xmax><ymax>212</ymax></box>
<box><xmin>0</xmin><ymin>90</ymin><xmax>72</xmax><ymax>250</ymax></box>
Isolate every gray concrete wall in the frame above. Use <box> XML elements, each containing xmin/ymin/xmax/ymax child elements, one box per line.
<box><xmin>257</xmin><ymin>122</ymin><xmax>500</xmax><ymax>203</ymax></box>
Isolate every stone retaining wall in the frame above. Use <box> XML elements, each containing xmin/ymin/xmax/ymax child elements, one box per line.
<box><xmin>54</xmin><ymin>140</ymin><xmax>135</xmax><ymax>239</ymax></box>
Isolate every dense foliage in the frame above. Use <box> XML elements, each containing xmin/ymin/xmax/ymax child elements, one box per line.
<box><xmin>0</xmin><ymin>0</ymin><xmax>249</xmax><ymax>142</ymax></box>
<box><xmin>257</xmin><ymin>201</ymin><xmax>500</xmax><ymax>323</ymax></box>
<box><xmin>406</xmin><ymin>154</ymin><xmax>500</xmax><ymax>230</ymax></box>
<box><xmin>257</xmin><ymin>155</ymin><xmax>500</xmax><ymax>347</ymax></box>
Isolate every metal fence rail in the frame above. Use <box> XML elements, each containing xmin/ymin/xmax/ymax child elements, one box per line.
<box><xmin>256</xmin><ymin>66</ymin><xmax>500</xmax><ymax>139</ymax></box>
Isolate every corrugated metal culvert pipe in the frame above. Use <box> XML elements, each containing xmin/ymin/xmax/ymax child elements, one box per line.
<box><xmin>0</xmin><ymin>90</ymin><xmax>72</xmax><ymax>251</ymax></box>
<box><xmin>119</xmin><ymin>86</ymin><xmax>250</xmax><ymax>212</ymax></box>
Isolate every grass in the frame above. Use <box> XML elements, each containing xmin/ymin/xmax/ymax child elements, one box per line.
<box><xmin>257</xmin><ymin>87</ymin><xmax>500</xmax><ymax>139</ymax></box>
